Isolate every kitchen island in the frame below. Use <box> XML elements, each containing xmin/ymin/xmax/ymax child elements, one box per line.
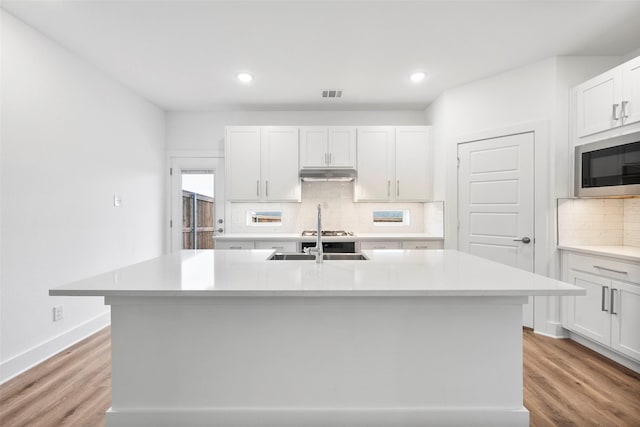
<box><xmin>50</xmin><ymin>249</ymin><xmax>584</xmax><ymax>427</ymax></box>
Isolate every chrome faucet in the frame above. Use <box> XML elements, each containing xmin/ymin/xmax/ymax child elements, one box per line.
<box><xmin>304</xmin><ymin>204</ymin><xmax>323</xmax><ymax>263</ymax></box>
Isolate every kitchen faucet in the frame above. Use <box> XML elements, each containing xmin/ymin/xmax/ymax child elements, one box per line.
<box><xmin>304</xmin><ymin>204</ymin><xmax>323</xmax><ymax>263</ymax></box>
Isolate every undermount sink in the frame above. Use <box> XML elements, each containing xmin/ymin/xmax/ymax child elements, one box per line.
<box><xmin>268</xmin><ymin>252</ymin><xmax>369</xmax><ymax>261</ymax></box>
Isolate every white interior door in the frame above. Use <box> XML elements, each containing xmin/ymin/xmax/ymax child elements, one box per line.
<box><xmin>170</xmin><ymin>157</ymin><xmax>225</xmax><ymax>252</ymax></box>
<box><xmin>458</xmin><ymin>132</ymin><xmax>535</xmax><ymax>327</ymax></box>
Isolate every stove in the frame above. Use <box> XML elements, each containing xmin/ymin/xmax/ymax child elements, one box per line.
<box><xmin>301</xmin><ymin>230</ymin><xmax>354</xmax><ymax>237</ymax></box>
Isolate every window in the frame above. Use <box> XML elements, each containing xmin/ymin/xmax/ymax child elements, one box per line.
<box><xmin>373</xmin><ymin>210</ymin><xmax>410</xmax><ymax>226</ymax></box>
<box><xmin>247</xmin><ymin>210</ymin><xmax>283</xmax><ymax>226</ymax></box>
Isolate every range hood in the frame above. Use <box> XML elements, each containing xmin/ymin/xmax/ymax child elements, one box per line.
<box><xmin>299</xmin><ymin>168</ymin><xmax>357</xmax><ymax>182</ymax></box>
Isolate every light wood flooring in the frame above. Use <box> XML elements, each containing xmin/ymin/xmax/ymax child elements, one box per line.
<box><xmin>1</xmin><ymin>328</ymin><xmax>639</xmax><ymax>426</ymax></box>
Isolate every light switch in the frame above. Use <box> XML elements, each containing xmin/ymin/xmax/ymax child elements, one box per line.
<box><xmin>114</xmin><ymin>194</ymin><xmax>122</xmax><ymax>207</ymax></box>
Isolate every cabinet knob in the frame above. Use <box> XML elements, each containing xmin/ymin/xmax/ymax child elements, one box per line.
<box><xmin>217</xmin><ymin>228</ymin><xmax>224</xmax><ymax>233</ymax></box>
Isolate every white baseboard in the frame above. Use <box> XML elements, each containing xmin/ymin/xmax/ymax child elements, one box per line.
<box><xmin>0</xmin><ymin>311</ymin><xmax>111</xmax><ymax>384</ymax></box>
<box><xmin>569</xmin><ymin>332</ymin><xmax>640</xmax><ymax>373</ymax></box>
<box><xmin>533</xmin><ymin>323</ymin><xmax>570</xmax><ymax>339</ymax></box>
<box><xmin>106</xmin><ymin>407</ymin><xmax>529</xmax><ymax>427</ymax></box>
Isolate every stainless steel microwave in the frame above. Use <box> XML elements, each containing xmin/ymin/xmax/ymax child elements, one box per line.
<box><xmin>575</xmin><ymin>137</ymin><xmax>640</xmax><ymax>197</ymax></box>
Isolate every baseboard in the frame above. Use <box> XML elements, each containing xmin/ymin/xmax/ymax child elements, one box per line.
<box><xmin>569</xmin><ymin>332</ymin><xmax>640</xmax><ymax>373</ymax></box>
<box><xmin>106</xmin><ymin>407</ymin><xmax>529</xmax><ymax>427</ymax></box>
<box><xmin>533</xmin><ymin>323</ymin><xmax>570</xmax><ymax>339</ymax></box>
<box><xmin>0</xmin><ymin>311</ymin><xmax>111</xmax><ymax>384</ymax></box>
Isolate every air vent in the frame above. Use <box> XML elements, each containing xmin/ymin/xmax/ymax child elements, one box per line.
<box><xmin>322</xmin><ymin>90</ymin><xmax>343</xmax><ymax>99</ymax></box>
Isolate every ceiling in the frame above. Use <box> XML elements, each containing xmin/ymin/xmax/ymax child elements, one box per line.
<box><xmin>3</xmin><ymin>0</ymin><xmax>640</xmax><ymax>111</ymax></box>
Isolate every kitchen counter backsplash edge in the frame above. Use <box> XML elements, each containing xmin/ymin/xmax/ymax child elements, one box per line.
<box><xmin>557</xmin><ymin>245</ymin><xmax>640</xmax><ymax>262</ymax></box>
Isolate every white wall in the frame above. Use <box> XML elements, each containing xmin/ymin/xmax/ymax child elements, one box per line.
<box><xmin>166</xmin><ymin>110</ymin><xmax>426</xmax><ymax>152</ymax></box>
<box><xmin>424</xmin><ymin>55</ymin><xmax>620</xmax><ymax>336</ymax></box>
<box><xmin>0</xmin><ymin>11</ymin><xmax>166</xmax><ymax>383</ymax></box>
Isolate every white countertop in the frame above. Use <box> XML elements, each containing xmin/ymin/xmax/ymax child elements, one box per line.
<box><xmin>50</xmin><ymin>249</ymin><xmax>584</xmax><ymax>298</ymax></box>
<box><xmin>214</xmin><ymin>233</ymin><xmax>443</xmax><ymax>242</ymax></box>
<box><xmin>558</xmin><ymin>245</ymin><xmax>640</xmax><ymax>262</ymax></box>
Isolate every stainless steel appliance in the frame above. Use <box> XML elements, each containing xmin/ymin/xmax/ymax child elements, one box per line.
<box><xmin>575</xmin><ymin>137</ymin><xmax>640</xmax><ymax>197</ymax></box>
<box><xmin>300</xmin><ymin>230</ymin><xmax>356</xmax><ymax>253</ymax></box>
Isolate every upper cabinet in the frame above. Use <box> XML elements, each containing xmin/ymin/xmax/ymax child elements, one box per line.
<box><xmin>575</xmin><ymin>56</ymin><xmax>640</xmax><ymax>138</ymax></box>
<box><xmin>355</xmin><ymin>126</ymin><xmax>431</xmax><ymax>202</ymax></box>
<box><xmin>225</xmin><ymin>126</ymin><xmax>301</xmax><ymax>202</ymax></box>
<box><xmin>299</xmin><ymin>126</ymin><xmax>356</xmax><ymax>168</ymax></box>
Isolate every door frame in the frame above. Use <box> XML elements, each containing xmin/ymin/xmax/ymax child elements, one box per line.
<box><xmin>451</xmin><ymin>121</ymin><xmax>550</xmax><ymax>277</ymax></box>
<box><xmin>451</xmin><ymin>121</ymin><xmax>552</xmax><ymax>331</ymax></box>
<box><xmin>167</xmin><ymin>155</ymin><xmax>225</xmax><ymax>253</ymax></box>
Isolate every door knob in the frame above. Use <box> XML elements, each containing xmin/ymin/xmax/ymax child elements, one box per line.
<box><xmin>513</xmin><ymin>237</ymin><xmax>531</xmax><ymax>244</ymax></box>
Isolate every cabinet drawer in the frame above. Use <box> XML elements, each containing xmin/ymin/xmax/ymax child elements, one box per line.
<box><xmin>401</xmin><ymin>240</ymin><xmax>443</xmax><ymax>250</ymax></box>
<box><xmin>215</xmin><ymin>241</ymin><xmax>254</xmax><ymax>250</ymax></box>
<box><xmin>254</xmin><ymin>241</ymin><xmax>298</xmax><ymax>252</ymax></box>
<box><xmin>567</xmin><ymin>252</ymin><xmax>640</xmax><ymax>284</ymax></box>
<box><xmin>360</xmin><ymin>241</ymin><xmax>401</xmax><ymax>250</ymax></box>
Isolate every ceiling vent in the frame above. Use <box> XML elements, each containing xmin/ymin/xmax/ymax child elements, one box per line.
<box><xmin>322</xmin><ymin>90</ymin><xmax>343</xmax><ymax>99</ymax></box>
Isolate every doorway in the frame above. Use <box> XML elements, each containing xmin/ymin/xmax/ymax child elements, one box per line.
<box><xmin>170</xmin><ymin>158</ymin><xmax>225</xmax><ymax>252</ymax></box>
<box><xmin>458</xmin><ymin>131</ymin><xmax>535</xmax><ymax>327</ymax></box>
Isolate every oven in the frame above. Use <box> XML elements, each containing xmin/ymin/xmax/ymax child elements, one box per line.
<box><xmin>300</xmin><ymin>241</ymin><xmax>356</xmax><ymax>253</ymax></box>
<box><xmin>575</xmin><ymin>137</ymin><xmax>640</xmax><ymax>197</ymax></box>
<box><xmin>299</xmin><ymin>230</ymin><xmax>356</xmax><ymax>253</ymax></box>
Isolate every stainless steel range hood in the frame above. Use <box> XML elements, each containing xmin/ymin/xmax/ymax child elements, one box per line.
<box><xmin>299</xmin><ymin>168</ymin><xmax>357</xmax><ymax>181</ymax></box>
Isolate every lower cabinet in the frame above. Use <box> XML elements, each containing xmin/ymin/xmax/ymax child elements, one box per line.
<box><xmin>254</xmin><ymin>241</ymin><xmax>298</xmax><ymax>252</ymax></box>
<box><xmin>562</xmin><ymin>251</ymin><xmax>640</xmax><ymax>362</ymax></box>
<box><xmin>216</xmin><ymin>240</ymin><xmax>297</xmax><ymax>252</ymax></box>
<box><xmin>215</xmin><ymin>241</ymin><xmax>255</xmax><ymax>250</ymax></box>
<box><xmin>401</xmin><ymin>240</ymin><xmax>444</xmax><ymax>250</ymax></box>
<box><xmin>360</xmin><ymin>240</ymin><xmax>443</xmax><ymax>250</ymax></box>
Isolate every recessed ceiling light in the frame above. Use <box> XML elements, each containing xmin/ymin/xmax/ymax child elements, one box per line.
<box><xmin>409</xmin><ymin>72</ymin><xmax>426</xmax><ymax>82</ymax></box>
<box><xmin>237</xmin><ymin>73</ymin><xmax>253</xmax><ymax>83</ymax></box>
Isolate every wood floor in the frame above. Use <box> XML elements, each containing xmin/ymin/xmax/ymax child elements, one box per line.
<box><xmin>1</xmin><ymin>328</ymin><xmax>639</xmax><ymax>426</ymax></box>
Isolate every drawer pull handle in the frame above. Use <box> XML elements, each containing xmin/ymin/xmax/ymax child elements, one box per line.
<box><xmin>230</xmin><ymin>246</ymin><xmax>242</xmax><ymax>249</ymax></box>
<box><xmin>601</xmin><ymin>286</ymin><xmax>609</xmax><ymax>312</ymax></box>
<box><xmin>611</xmin><ymin>288</ymin><xmax>618</xmax><ymax>315</ymax></box>
<box><xmin>594</xmin><ymin>265</ymin><xmax>627</xmax><ymax>275</ymax></box>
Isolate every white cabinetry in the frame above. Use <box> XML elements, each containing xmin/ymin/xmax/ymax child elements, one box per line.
<box><xmin>225</xmin><ymin>126</ymin><xmax>300</xmax><ymax>202</ymax></box>
<box><xmin>355</xmin><ymin>126</ymin><xmax>431</xmax><ymax>202</ymax></box>
<box><xmin>360</xmin><ymin>240</ymin><xmax>443</xmax><ymax>250</ymax></box>
<box><xmin>254</xmin><ymin>241</ymin><xmax>297</xmax><ymax>252</ymax></box>
<box><xmin>575</xmin><ymin>56</ymin><xmax>640</xmax><ymax>138</ymax></box>
<box><xmin>395</xmin><ymin>127</ymin><xmax>431</xmax><ymax>201</ymax></box>
<box><xmin>299</xmin><ymin>127</ymin><xmax>356</xmax><ymax>168</ymax></box>
<box><xmin>216</xmin><ymin>240</ymin><xmax>254</xmax><ymax>250</ymax></box>
<box><xmin>360</xmin><ymin>241</ymin><xmax>401</xmax><ymax>250</ymax></box>
<box><xmin>355</xmin><ymin>127</ymin><xmax>394</xmax><ymax>201</ymax></box>
<box><xmin>562</xmin><ymin>251</ymin><xmax>640</xmax><ymax>362</ymax></box>
<box><xmin>401</xmin><ymin>240</ymin><xmax>443</xmax><ymax>250</ymax></box>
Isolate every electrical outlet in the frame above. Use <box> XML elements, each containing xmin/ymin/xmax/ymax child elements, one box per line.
<box><xmin>113</xmin><ymin>194</ymin><xmax>122</xmax><ymax>207</ymax></box>
<box><xmin>53</xmin><ymin>305</ymin><xmax>63</xmax><ymax>322</ymax></box>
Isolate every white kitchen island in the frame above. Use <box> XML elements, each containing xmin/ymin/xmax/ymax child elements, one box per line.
<box><xmin>51</xmin><ymin>249</ymin><xmax>584</xmax><ymax>427</ymax></box>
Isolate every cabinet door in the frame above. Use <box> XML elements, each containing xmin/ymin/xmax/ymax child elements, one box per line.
<box><xmin>401</xmin><ymin>240</ymin><xmax>443</xmax><ymax>250</ymax></box>
<box><xmin>565</xmin><ymin>270</ymin><xmax>612</xmax><ymax>346</ymax></box>
<box><xmin>622</xmin><ymin>56</ymin><xmax>640</xmax><ymax>126</ymax></box>
<box><xmin>262</xmin><ymin>127</ymin><xmax>300</xmax><ymax>201</ymax></box>
<box><xmin>611</xmin><ymin>280</ymin><xmax>640</xmax><ymax>361</ymax></box>
<box><xmin>355</xmin><ymin>127</ymin><xmax>394</xmax><ymax>201</ymax></box>
<box><xmin>299</xmin><ymin>127</ymin><xmax>328</xmax><ymax>168</ymax></box>
<box><xmin>225</xmin><ymin>127</ymin><xmax>261</xmax><ymax>201</ymax></box>
<box><xmin>255</xmin><ymin>241</ymin><xmax>298</xmax><ymax>252</ymax></box>
<box><xmin>216</xmin><ymin>241</ymin><xmax>254</xmax><ymax>250</ymax></box>
<box><xmin>575</xmin><ymin>67</ymin><xmax>623</xmax><ymax>137</ymax></box>
<box><xmin>327</xmin><ymin>127</ymin><xmax>357</xmax><ymax>168</ymax></box>
<box><xmin>360</xmin><ymin>241</ymin><xmax>401</xmax><ymax>250</ymax></box>
<box><xmin>395</xmin><ymin>126</ymin><xmax>430</xmax><ymax>201</ymax></box>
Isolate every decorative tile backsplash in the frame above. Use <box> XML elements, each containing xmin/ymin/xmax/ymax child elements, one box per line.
<box><xmin>557</xmin><ymin>198</ymin><xmax>640</xmax><ymax>247</ymax></box>
<box><xmin>624</xmin><ymin>198</ymin><xmax>640</xmax><ymax>247</ymax></box>
<box><xmin>228</xmin><ymin>181</ymin><xmax>444</xmax><ymax>235</ymax></box>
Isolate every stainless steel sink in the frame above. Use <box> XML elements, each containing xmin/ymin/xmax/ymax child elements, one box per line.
<box><xmin>268</xmin><ymin>252</ymin><xmax>368</xmax><ymax>261</ymax></box>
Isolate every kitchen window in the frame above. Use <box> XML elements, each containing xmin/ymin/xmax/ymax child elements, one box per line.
<box><xmin>373</xmin><ymin>210</ymin><xmax>410</xmax><ymax>226</ymax></box>
<box><xmin>247</xmin><ymin>210</ymin><xmax>282</xmax><ymax>226</ymax></box>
